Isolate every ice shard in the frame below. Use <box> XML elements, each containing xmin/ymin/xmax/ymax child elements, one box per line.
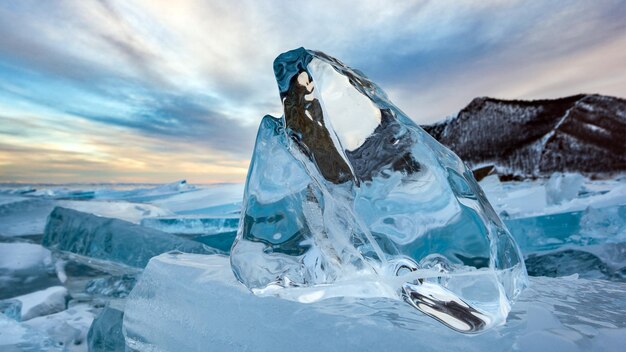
<box><xmin>230</xmin><ymin>48</ymin><xmax>527</xmax><ymax>331</ymax></box>
<box><xmin>43</xmin><ymin>207</ymin><xmax>218</xmax><ymax>268</ymax></box>
<box><xmin>13</xmin><ymin>286</ymin><xmax>69</xmax><ymax>321</ymax></box>
<box><xmin>88</xmin><ymin>306</ymin><xmax>125</xmax><ymax>352</ymax></box>
<box><xmin>85</xmin><ymin>275</ymin><xmax>137</xmax><ymax>298</ymax></box>
<box><xmin>140</xmin><ymin>215</ymin><xmax>239</xmax><ymax>236</ymax></box>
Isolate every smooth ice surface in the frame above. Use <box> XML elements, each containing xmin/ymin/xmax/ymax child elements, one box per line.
<box><xmin>231</xmin><ymin>48</ymin><xmax>526</xmax><ymax>330</ymax></box>
<box><xmin>94</xmin><ymin>180</ymin><xmax>197</xmax><ymax>202</ymax></box>
<box><xmin>125</xmin><ymin>253</ymin><xmax>626</xmax><ymax>352</ymax></box>
<box><xmin>43</xmin><ymin>207</ymin><xmax>217</xmax><ymax>268</ymax></box>
<box><xmin>0</xmin><ymin>198</ymin><xmax>57</xmax><ymax>237</ymax></box>
<box><xmin>0</xmin><ymin>242</ymin><xmax>60</xmax><ymax>299</ymax></box>
<box><xmin>0</xmin><ymin>180</ymin><xmax>193</xmax><ymax>202</ymax></box>
<box><xmin>14</xmin><ymin>285</ymin><xmax>69</xmax><ymax>321</ymax></box>
<box><xmin>148</xmin><ymin>183</ymin><xmax>244</xmax><ymax>215</ymax></box>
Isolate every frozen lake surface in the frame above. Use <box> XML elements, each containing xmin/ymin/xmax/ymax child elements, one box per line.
<box><xmin>0</xmin><ymin>175</ymin><xmax>624</xmax><ymax>351</ymax></box>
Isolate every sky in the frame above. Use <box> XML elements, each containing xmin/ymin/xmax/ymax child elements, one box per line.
<box><xmin>0</xmin><ymin>0</ymin><xmax>624</xmax><ymax>184</ymax></box>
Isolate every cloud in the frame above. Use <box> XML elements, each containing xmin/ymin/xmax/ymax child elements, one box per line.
<box><xmin>71</xmin><ymin>91</ymin><xmax>259</xmax><ymax>157</ymax></box>
<box><xmin>0</xmin><ymin>112</ymin><xmax>251</xmax><ymax>184</ymax></box>
<box><xmin>0</xmin><ymin>0</ymin><xmax>624</xmax><ymax>182</ymax></box>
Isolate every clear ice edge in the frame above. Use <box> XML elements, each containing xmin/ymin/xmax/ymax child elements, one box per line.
<box><xmin>230</xmin><ymin>47</ymin><xmax>528</xmax><ymax>332</ymax></box>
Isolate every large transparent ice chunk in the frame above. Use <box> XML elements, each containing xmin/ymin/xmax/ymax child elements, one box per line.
<box><xmin>230</xmin><ymin>48</ymin><xmax>527</xmax><ymax>331</ymax></box>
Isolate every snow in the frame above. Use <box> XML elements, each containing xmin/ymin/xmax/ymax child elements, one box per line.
<box><xmin>0</xmin><ymin>242</ymin><xmax>53</xmax><ymax>272</ymax></box>
<box><xmin>0</xmin><ymin>195</ymin><xmax>29</xmax><ymax>206</ymax></box>
<box><xmin>148</xmin><ymin>183</ymin><xmax>244</xmax><ymax>215</ymax></box>
<box><xmin>14</xmin><ymin>285</ymin><xmax>69</xmax><ymax>321</ymax></box>
<box><xmin>0</xmin><ymin>313</ymin><xmax>66</xmax><ymax>351</ymax></box>
<box><xmin>24</xmin><ymin>303</ymin><xmax>95</xmax><ymax>352</ymax></box>
<box><xmin>545</xmin><ymin>172</ymin><xmax>586</xmax><ymax>205</ymax></box>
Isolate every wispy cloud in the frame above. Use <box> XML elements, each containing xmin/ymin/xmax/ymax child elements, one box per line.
<box><xmin>0</xmin><ymin>0</ymin><xmax>624</xmax><ymax>183</ymax></box>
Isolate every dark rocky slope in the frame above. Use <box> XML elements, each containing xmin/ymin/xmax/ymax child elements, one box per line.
<box><xmin>422</xmin><ymin>94</ymin><xmax>626</xmax><ymax>179</ymax></box>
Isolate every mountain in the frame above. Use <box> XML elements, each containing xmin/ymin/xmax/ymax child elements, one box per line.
<box><xmin>422</xmin><ymin>94</ymin><xmax>626</xmax><ymax>180</ymax></box>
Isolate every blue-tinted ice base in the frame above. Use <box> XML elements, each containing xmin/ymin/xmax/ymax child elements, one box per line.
<box><xmin>124</xmin><ymin>253</ymin><xmax>626</xmax><ymax>352</ymax></box>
